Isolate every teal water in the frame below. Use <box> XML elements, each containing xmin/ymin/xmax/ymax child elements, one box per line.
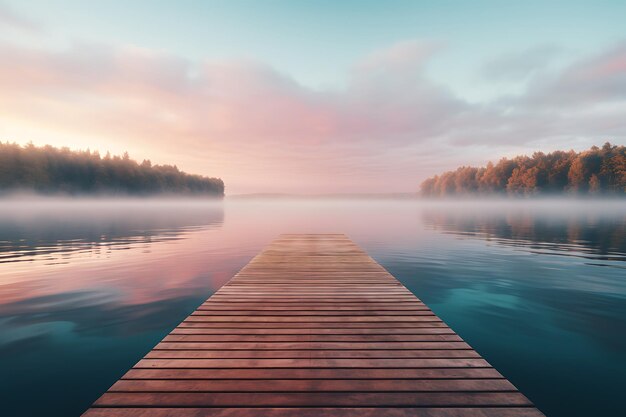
<box><xmin>0</xmin><ymin>198</ymin><xmax>624</xmax><ymax>417</ymax></box>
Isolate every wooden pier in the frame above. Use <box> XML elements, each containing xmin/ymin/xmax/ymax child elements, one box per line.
<box><xmin>83</xmin><ymin>234</ymin><xmax>544</xmax><ymax>417</ymax></box>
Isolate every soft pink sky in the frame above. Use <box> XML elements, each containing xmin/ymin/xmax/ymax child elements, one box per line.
<box><xmin>1</xmin><ymin>2</ymin><xmax>625</xmax><ymax>194</ymax></box>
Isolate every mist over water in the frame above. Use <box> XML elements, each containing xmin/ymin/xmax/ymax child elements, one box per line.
<box><xmin>0</xmin><ymin>197</ymin><xmax>624</xmax><ymax>417</ymax></box>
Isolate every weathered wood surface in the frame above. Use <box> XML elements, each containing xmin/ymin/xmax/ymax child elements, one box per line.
<box><xmin>83</xmin><ymin>234</ymin><xmax>544</xmax><ymax>417</ymax></box>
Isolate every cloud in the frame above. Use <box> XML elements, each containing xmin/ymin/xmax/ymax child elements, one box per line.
<box><xmin>353</xmin><ymin>40</ymin><xmax>441</xmax><ymax>76</ymax></box>
<box><xmin>480</xmin><ymin>45</ymin><xmax>562</xmax><ymax>81</ymax></box>
<box><xmin>0</xmin><ymin>39</ymin><xmax>464</xmax><ymax>154</ymax></box>
<box><xmin>0</xmin><ymin>37</ymin><xmax>624</xmax><ymax>193</ymax></box>
<box><xmin>342</xmin><ymin>40</ymin><xmax>466</xmax><ymax>141</ymax></box>
<box><xmin>521</xmin><ymin>42</ymin><xmax>626</xmax><ymax>108</ymax></box>
<box><xmin>464</xmin><ymin>41</ymin><xmax>626</xmax><ymax>151</ymax></box>
<box><xmin>0</xmin><ymin>3</ymin><xmax>42</xmax><ymax>34</ymax></box>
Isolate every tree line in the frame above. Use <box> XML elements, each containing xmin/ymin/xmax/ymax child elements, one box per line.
<box><xmin>420</xmin><ymin>143</ymin><xmax>626</xmax><ymax>196</ymax></box>
<box><xmin>0</xmin><ymin>142</ymin><xmax>224</xmax><ymax>196</ymax></box>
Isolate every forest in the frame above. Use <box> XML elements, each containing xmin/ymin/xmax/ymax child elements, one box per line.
<box><xmin>0</xmin><ymin>142</ymin><xmax>224</xmax><ymax>196</ymax></box>
<box><xmin>420</xmin><ymin>143</ymin><xmax>626</xmax><ymax>196</ymax></box>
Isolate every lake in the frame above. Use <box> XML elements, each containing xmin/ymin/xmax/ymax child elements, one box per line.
<box><xmin>0</xmin><ymin>198</ymin><xmax>625</xmax><ymax>417</ymax></box>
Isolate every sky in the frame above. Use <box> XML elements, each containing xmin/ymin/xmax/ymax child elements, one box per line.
<box><xmin>1</xmin><ymin>0</ymin><xmax>625</xmax><ymax>194</ymax></box>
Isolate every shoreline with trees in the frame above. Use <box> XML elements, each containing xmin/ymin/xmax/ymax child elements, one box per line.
<box><xmin>420</xmin><ymin>143</ymin><xmax>626</xmax><ymax>197</ymax></box>
<box><xmin>0</xmin><ymin>142</ymin><xmax>224</xmax><ymax>197</ymax></box>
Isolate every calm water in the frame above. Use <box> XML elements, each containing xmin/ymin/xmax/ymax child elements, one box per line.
<box><xmin>0</xmin><ymin>198</ymin><xmax>625</xmax><ymax>417</ymax></box>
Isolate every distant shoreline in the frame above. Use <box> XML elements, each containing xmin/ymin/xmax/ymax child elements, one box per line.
<box><xmin>0</xmin><ymin>142</ymin><xmax>224</xmax><ymax>197</ymax></box>
<box><xmin>2</xmin><ymin>192</ymin><xmax>623</xmax><ymax>201</ymax></box>
<box><xmin>421</xmin><ymin>143</ymin><xmax>625</xmax><ymax>196</ymax></box>
<box><xmin>227</xmin><ymin>192</ymin><xmax>419</xmax><ymax>200</ymax></box>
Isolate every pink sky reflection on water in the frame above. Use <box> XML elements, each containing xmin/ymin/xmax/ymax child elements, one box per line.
<box><xmin>0</xmin><ymin>199</ymin><xmax>437</xmax><ymax>311</ymax></box>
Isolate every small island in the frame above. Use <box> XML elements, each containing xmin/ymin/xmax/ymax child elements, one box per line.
<box><xmin>0</xmin><ymin>142</ymin><xmax>224</xmax><ymax>197</ymax></box>
<box><xmin>421</xmin><ymin>143</ymin><xmax>626</xmax><ymax>196</ymax></box>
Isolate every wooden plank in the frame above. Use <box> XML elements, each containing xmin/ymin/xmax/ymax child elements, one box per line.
<box><xmin>154</xmin><ymin>341</ymin><xmax>469</xmax><ymax>349</ymax></box>
<box><xmin>169</xmin><ymin>330</ymin><xmax>457</xmax><ymax>336</ymax></box>
<box><xmin>109</xmin><ymin>378</ymin><xmax>517</xmax><ymax>392</ymax></box>
<box><xmin>83</xmin><ymin>408</ymin><xmax>545</xmax><ymax>417</ymax></box>
<box><xmin>134</xmin><ymin>358</ymin><xmax>491</xmax><ymax>368</ymax></box>
<box><xmin>143</xmin><ymin>350</ymin><xmax>480</xmax><ymax>359</ymax></box>
<box><xmin>168</xmin><ymin>329</ymin><xmax>459</xmax><ymax>336</ymax></box>
<box><xmin>94</xmin><ymin>392</ymin><xmax>533</xmax><ymax>407</ymax></box>
<box><xmin>82</xmin><ymin>234</ymin><xmax>544</xmax><ymax>417</ymax></box>
<box><xmin>183</xmin><ymin>316</ymin><xmax>442</xmax><ymax>322</ymax></box>
<box><xmin>175</xmin><ymin>321</ymin><xmax>450</xmax><ymax>328</ymax></box>
<box><xmin>122</xmin><ymin>367</ymin><xmax>505</xmax><ymax>379</ymax></box>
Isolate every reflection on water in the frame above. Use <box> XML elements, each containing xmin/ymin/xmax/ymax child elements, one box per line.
<box><xmin>0</xmin><ymin>199</ymin><xmax>224</xmax><ymax>266</ymax></box>
<box><xmin>0</xmin><ymin>198</ymin><xmax>624</xmax><ymax>417</ymax></box>
<box><xmin>422</xmin><ymin>202</ymin><xmax>626</xmax><ymax>264</ymax></box>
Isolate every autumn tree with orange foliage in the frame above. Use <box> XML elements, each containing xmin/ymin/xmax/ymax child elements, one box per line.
<box><xmin>421</xmin><ymin>143</ymin><xmax>626</xmax><ymax>196</ymax></box>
